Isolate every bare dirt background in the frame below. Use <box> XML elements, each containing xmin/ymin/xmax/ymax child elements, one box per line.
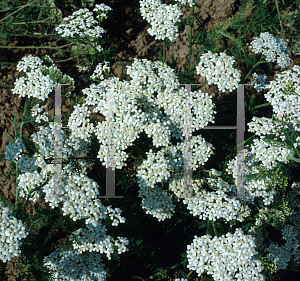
<box><xmin>0</xmin><ymin>0</ymin><xmax>299</xmax><ymax>280</ymax></box>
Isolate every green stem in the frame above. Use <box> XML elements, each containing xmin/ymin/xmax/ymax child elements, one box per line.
<box><xmin>0</xmin><ymin>62</ymin><xmax>18</xmax><ymax>65</ymax></box>
<box><xmin>20</xmin><ymin>188</ymin><xmax>34</xmax><ymax>215</ymax></box>
<box><xmin>0</xmin><ymin>84</ymin><xmax>14</xmax><ymax>88</ymax></box>
<box><xmin>3</xmin><ymin>32</ymin><xmax>58</xmax><ymax>37</ymax></box>
<box><xmin>11</xmin><ymin>16</ymin><xmax>57</xmax><ymax>25</ymax></box>
<box><xmin>294</xmin><ymin>148</ymin><xmax>300</xmax><ymax>159</ymax></box>
<box><xmin>17</xmin><ymin>226</ymin><xmax>57</xmax><ymax>281</ymax></box>
<box><xmin>188</xmin><ymin>5</ymin><xmax>194</xmax><ymax>71</ymax></box>
<box><xmin>53</xmin><ymin>56</ymin><xmax>79</xmax><ymax>63</ymax></box>
<box><xmin>0</xmin><ymin>42</ymin><xmax>75</xmax><ymax>50</ymax></box>
<box><xmin>211</xmin><ymin>220</ymin><xmax>218</xmax><ymax>236</ymax></box>
<box><xmin>0</xmin><ymin>0</ymin><xmax>40</xmax><ymax>24</ymax></box>
<box><xmin>288</xmin><ymin>155</ymin><xmax>300</xmax><ymax>164</ymax></box>
<box><xmin>19</xmin><ymin>122</ymin><xmax>24</xmax><ymax>139</ymax></box>
<box><xmin>202</xmin><ymin>178</ymin><xmax>218</xmax><ymax>191</ymax></box>
<box><xmin>242</xmin><ymin>56</ymin><xmax>266</xmax><ymax>83</ymax></box>
<box><xmin>252</xmin><ymin>102</ymin><xmax>272</xmax><ymax>110</ymax></box>
<box><xmin>14</xmin><ymin>161</ymin><xmax>19</xmax><ymax>209</ymax></box>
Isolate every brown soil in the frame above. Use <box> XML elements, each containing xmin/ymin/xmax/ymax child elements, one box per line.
<box><xmin>0</xmin><ymin>0</ymin><xmax>299</xmax><ymax>280</ymax></box>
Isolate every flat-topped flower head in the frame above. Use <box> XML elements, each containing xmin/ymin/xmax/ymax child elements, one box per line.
<box><xmin>12</xmin><ymin>54</ymin><xmax>75</xmax><ymax>101</ymax></box>
<box><xmin>0</xmin><ymin>202</ymin><xmax>29</xmax><ymax>263</ymax></box>
<box><xmin>139</xmin><ymin>0</ymin><xmax>183</xmax><ymax>41</ymax></box>
<box><xmin>186</xmin><ymin>228</ymin><xmax>264</xmax><ymax>280</ymax></box>
<box><xmin>196</xmin><ymin>51</ymin><xmax>241</xmax><ymax>92</ymax></box>
<box><xmin>264</xmin><ymin>65</ymin><xmax>300</xmax><ymax>132</ymax></box>
<box><xmin>250</xmin><ymin>32</ymin><xmax>290</xmax><ymax>68</ymax></box>
<box><xmin>54</xmin><ymin>7</ymin><xmax>108</xmax><ymax>39</ymax></box>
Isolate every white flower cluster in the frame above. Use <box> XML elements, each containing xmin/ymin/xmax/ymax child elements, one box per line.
<box><xmin>267</xmin><ymin>224</ymin><xmax>300</xmax><ymax>270</ymax></box>
<box><xmin>93</xmin><ymin>4</ymin><xmax>113</xmax><ymax>21</ymax></box>
<box><xmin>174</xmin><ymin>279</ymin><xmax>188</xmax><ymax>281</ymax></box>
<box><xmin>16</xmin><ymin>170</ymin><xmax>45</xmax><ymax>202</ymax></box>
<box><xmin>4</xmin><ymin>137</ymin><xmax>26</xmax><ymax>162</ymax></box>
<box><xmin>138</xmin><ymin>183</ymin><xmax>176</xmax><ymax>221</ymax></box>
<box><xmin>5</xmin><ymin>138</ymin><xmax>41</xmax><ymax>174</ymax></box>
<box><xmin>31</xmin><ymin>122</ymin><xmax>80</xmax><ymax>161</ymax></box>
<box><xmin>139</xmin><ymin>0</ymin><xmax>183</xmax><ymax>41</ymax></box>
<box><xmin>58</xmin><ymin>176</ymin><xmax>106</xmax><ymax>224</ymax></box>
<box><xmin>264</xmin><ymin>65</ymin><xmax>300</xmax><ymax>132</ymax></box>
<box><xmin>196</xmin><ymin>51</ymin><xmax>241</xmax><ymax>92</ymax></box>
<box><xmin>137</xmin><ymin>138</ymin><xmax>214</xmax><ymax>190</ymax></box>
<box><xmin>226</xmin><ymin>148</ymin><xmax>278</xmax><ymax>206</ymax></box>
<box><xmin>0</xmin><ymin>202</ymin><xmax>29</xmax><ymax>262</ymax></box>
<box><xmin>294</xmin><ymin>136</ymin><xmax>300</xmax><ymax>148</ymax></box>
<box><xmin>250</xmin><ymin>32</ymin><xmax>290</xmax><ymax>68</ymax></box>
<box><xmin>249</xmin><ymin>138</ymin><xmax>292</xmax><ymax>169</ymax></box>
<box><xmin>13</xmin><ymin>69</ymin><xmax>53</xmax><ymax>101</ymax></box>
<box><xmin>248</xmin><ymin>116</ymin><xmax>277</xmax><ymax>137</ymax></box>
<box><xmin>183</xmin><ymin>188</ymin><xmax>251</xmax><ymax>222</ymax></box>
<box><xmin>105</xmin><ymin>205</ymin><xmax>126</xmax><ymax>226</ymax></box>
<box><xmin>186</xmin><ymin>228</ymin><xmax>265</xmax><ymax>280</ymax></box>
<box><xmin>67</xmin><ymin>103</ymin><xmax>94</xmax><ymax>142</ymax></box>
<box><xmin>31</xmin><ymin>104</ymin><xmax>49</xmax><ymax>123</ymax></box>
<box><xmin>90</xmin><ymin>61</ymin><xmax>111</xmax><ymax>81</ymax></box>
<box><xmin>83</xmin><ymin>58</ymin><xmax>216</xmax><ymax>166</ymax></box>
<box><xmin>43</xmin><ymin>247</ymin><xmax>107</xmax><ymax>281</ymax></box>
<box><xmin>70</xmin><ymin>222</ymin><xmax>128</xmax><ymax>258</ymax></box>
<box><xmin>78</xmin><ymin>58</ymin><xmax>216</xmax><ymax>220</ymax></box>
<box><xmin>168</xmin><ymin>174</ymin><xmax>203</xmax><ymax>201</ymax></box>
<box><xmin>208</xmin><ymin>168</ymin><xmax>222</xmax><ymax>177</ymax></box>
<box><xmin>251</xmin><ymin>72</ymin><xmax>268</xmax><ymax>92</ymax></box>
<box><xmin>54</xmin><ymin>7</ymin><xmax>107</xmax><ymax>39</ymax></box>
<box><xmin>8</xmin><ymin>120</ymin><xmax>128</xmax><ymax>278</ymax></box>
<box><xmin>12</xmin><ymin>54</ymin><xmax>75</xmax><ymax>101</ymax></box>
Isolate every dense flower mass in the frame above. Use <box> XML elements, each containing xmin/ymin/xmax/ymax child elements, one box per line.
<box><xmin>183</xmin><ymin>187</ymin><xmax>251</xmax><ymax>222</ymax></box>
<box><xmin>43</xmin><ymin>247</ymin><xmax>107</xmax><ymax>281</ymax></box>
<box><xmin>75</xmin><ymin>57</ymin><xmax>216</xmax><ymax>220</ymax></box>
<box><xmin>186</xmin><ymin>228</ymin><xmax>265</xmax><ymax>280</ymax></box>
<box><xmin>250</xmin><ymin>32</ymin><xmax>290</xmax><ymax>68</ymax></box>
<box><xmin>12</xmin><ymin>54</ymin><xmax>75</xmax><ymax>101</ymax></box>
<box><xmin>139</xmin><ymin>0</ymin><xmax>184</xmax><ymax>41</ymax></box>
<box><xmin>70</xmin><ymin>222</ymin><xmax>128</xmax><ymax>258</ymax></box>
<box><xmin>31</xmin><ymin>104</ymin><xmax>49</xmax><ymax>123</ymax></box>
<box><xmin>54</xmin><ymin>7</ymin><xmax>107</xmax><ymax>39</ymax></box>
<box><xmin>0</xmin><ymin>202</ymin><xmax>29</xmax><ymax>262</ymax></box>
<box><xmin>264</xmin><ymin>65</ymin><xmax>300</xmax><ymax>132</ymax></box>
<box><xmin>226</xmin><ymin>148</ymin><xmax>285</xmax><ymax>206</ymax></box>
<box><xmin>6</xmin><ymin>55</ymin><xmax>130</xmax><ymax>275</ymax></box>
<box><xmin>5</xmin><ymin>19</ymin><xmax>300</xmax><ymax>280</ymax></box>
<box><xmin>196</xmin><ymin>51</ymin><xmax>241</xmax><ymax>92</ymax></box>
<box><xmin>267</xmin><ymin>224</ymin><xmax>300</xmax><ymax>270</ymax></box>
<box><xmin>4</xmin><ymin>137</ymin><xmax>26</xmax><ymax>163</ymax></box>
